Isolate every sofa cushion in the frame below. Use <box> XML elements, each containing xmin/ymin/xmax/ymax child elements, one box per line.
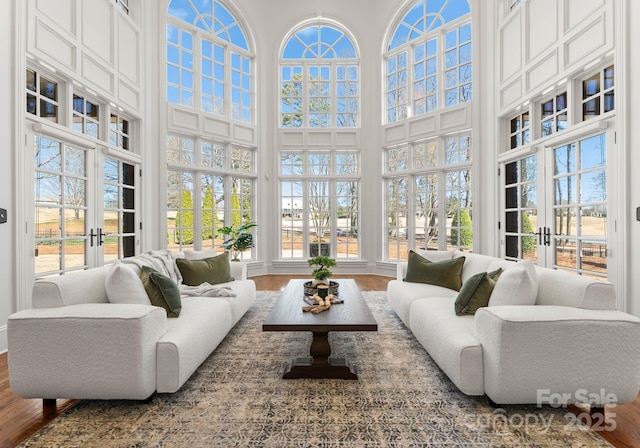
<box><xmin>140</xmin><ymin>266</ymin><xmax>182</xmax><ymax>317</ymax></box>
<box><xmin>404</xmin><ymin>250</ymin><xmax>465</xmax><ymax>291</ymax></box>
<box><xmin>156</xmin><ymin>296</ymin><xmax>233</xmax><ymax>393</ymax></box>
<box><xmin>105</xmin><ymin>262</ymin><xmax>151</xmax><ymax>305</ymax></box>
<box><xmin>535</xmin><ymin>267</ymin><xmax>616</xmax><ymax>310</ymax></box>
<box><xmin>387</xmin><ymin>279</ymin><xmax>458</xmax><ymax>327</ymax></box>
<box><xmin>176</xmin><ymin>252</ymin><xmax>234</xmax><ymax>286</ymax></box>
<box><xmin>455</xmin><ymin>251</ymin><xmax>500</xmax><ymax>283</ymax></box>
<box><xmin>455</xmin><ymin>268</ymin><xmax>503</xmax><ymax>315</ymax></box>
<box><xmin>488</xmin><ymin>259</ymin><xmax>538</xmax><ymax>306</ymax></box>
<box><xmin>410</xmin><ymin>296</ymin><xmax>484</xmax><ymax>395</ymax></box>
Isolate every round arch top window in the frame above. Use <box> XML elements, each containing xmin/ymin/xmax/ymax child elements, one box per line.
<box><xmin>283</xmin><ymin>24</ymin><xmax>357</xmax><ymax>59</ymax></box>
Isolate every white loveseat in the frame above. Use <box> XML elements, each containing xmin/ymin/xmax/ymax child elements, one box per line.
<box><xmin>8</xmin><ymin>250</ymin><xmax>256</xmax><ymax>402</ymax></box>
<box><xmin>387</xmin><ymin>250</ymin><xmax>640</xmax><ymax>405</ymax></box>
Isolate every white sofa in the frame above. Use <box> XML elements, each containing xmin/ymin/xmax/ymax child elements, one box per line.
<box><xmin>7</xmin><ymin>250</ymin><xmax>256</xmax><ymax>402</ymax></box>
<box><xmin>387</xmin><ymin>250</ymin><xmax>640</xmax><ymax>406</ymax></box>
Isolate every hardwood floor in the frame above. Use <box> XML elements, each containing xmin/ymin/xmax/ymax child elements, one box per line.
<box><xmin>0</xmin><ymin>274</ymin><xmax>638</xmax><ymax>448</ymax></box>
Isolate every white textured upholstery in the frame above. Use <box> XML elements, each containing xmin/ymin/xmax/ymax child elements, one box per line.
<box><xmin>535</xmin><ymin>268</ymin><xmax>616</xmax><ymax>310</ymax></box>
<box><xmin>105</xmin><ymin>262</ymin><xmax>151</xmax><ymax>305</ymax></box>
<box><xmin>454</xmin><ymin>251</ymin><xmax>496</xmax><ymax>283</ymax></box>
<box><xmin>488</xmin><ymin>259</ymin><xmax>538</xmax><ymax>306</ymax></box>
<box><xmin>410</xmin><ymin>297</ymin><xmax>484</xmax><ymax>395</ymax></box>
<box><xmin>476</xmin><ymin>306</ymin><xmax>640</xmax><ymax>404</ymax></box>
<box><xmin>9</xmin><ymin>251</ymin><xmax>256</xmax><ymax>401</ymax></box>
<box><xmin>387</xmin><ymin>279</ymin><xmax>457</xmax><ymax>327</ymax></box>
<box><xmin>8</xmin><ymin>304</ymin><xmax>166</xmax><ymax>400</ymax></box>
<box><xmin>210</xmin><ymin>279</ymin><xmax>256</xmax><ymax>326</ymax></box>
<box><xmin>156</xmin><ymin>297</ymin><xmax>232</xmax><ymax>393</ymax></box>
<box><xmin>32</xmin><ymin>266</ymin><xmax>111</xmax><ymax>308</ymax></box>
<box><xmin>388</xmin><ymin>250</ymin><xmax>640</xmax><ymax>404</ymax></box>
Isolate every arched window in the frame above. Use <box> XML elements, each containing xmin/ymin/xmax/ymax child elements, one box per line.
<box><xmin>383</xmin><ymin>1</ymin><xmax>473</xmax><ymax>260</ymax></box>
<box><xmin>280</xmin><ymin>23</ymin><xmax>359</xmax><ymax>128</ymax></box>
<box><xmin>165</xmin><ymin>1</ymin><xmax>257</xmax><ymax>259</ymax></box>
<box><xmin>167</xmin><ymin>0</ymin><xmax>253</xmax><ymax>123</ymax></box>
<box><xmin>385</xmin><ymin>0</ymin><xmax>471</xmax><ymax>123</ymax></box>
<box><xmin>278</xmin><ymin>21</ymin><xmax>361</xmax><ymax>260</ymax></box>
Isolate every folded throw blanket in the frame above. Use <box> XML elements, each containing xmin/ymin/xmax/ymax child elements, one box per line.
<box><xmin>180</xmin><ymin>283</ymin><xmax>236</xmax><ymax>298</ymax></box>
<box><xmin>121</xmin><ymin>250</ymin><xmax>237</xmax><ymax>298</ymax></box>
<box><xmin>121</xmin><ymin>249</ymin><xmax>183</xmax><ymax>284</ymax></box>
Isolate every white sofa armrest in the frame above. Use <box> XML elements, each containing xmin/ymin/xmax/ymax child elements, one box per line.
<box><xmin>475</xmin><ymin>305</ymin><xmax>640</xmax><ymax>405</ymax></box>
<box><xmin>8</xmin><ymin>303</ymin><xmax>167</xmax><ymax>400</ymax></box>
<box><xmin>396</xmin><ymin>262</ymin><xmax>408</xmax><ymax>281</ymax></box>
<box><xmin>230</xmin><ymin>261</ymin><xmax>247</xmax><ymax>280</ymax></box>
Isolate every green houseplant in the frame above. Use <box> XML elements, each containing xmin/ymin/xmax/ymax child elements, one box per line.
<box><xmin>308</xmin><ymin>255</ymin><xmax>336</xmax><ymax>286</ymax></box>
<box><xmin>216</xmin><ymin>222</ymin><xmax>258</xmax><ymax>261</ymax></box>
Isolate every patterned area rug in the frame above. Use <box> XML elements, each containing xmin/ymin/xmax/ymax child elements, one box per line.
<box><xmin>21</xmin><ymin>291</ymin><xmax>611</xmax><ymax>447</ymax></box>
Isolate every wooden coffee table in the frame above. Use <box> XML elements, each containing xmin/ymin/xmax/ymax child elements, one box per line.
<box><xmin>262</xmin><ymin>279</ymin><xmax>378</xmax><ymax>379</ymax></box>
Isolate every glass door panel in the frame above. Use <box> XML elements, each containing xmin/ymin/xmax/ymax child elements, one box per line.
<box><xmin>551</xmin><ymin>134</ymin><xmax>607</xmax><ymax>278</ymax></box>
<box><xmin>503</xmin><ymin>155</ymin><xmax>539</xmax><ymax>262</ymax></box>
<box><xmin>103</xmin><ymin>157</ymin><xmax>137</xmax><ymax>262</ymax></box>
<box><xmin>34</xmin><ymin>136</ymin><xmax>89</xmax><ymax>276</ymax></box>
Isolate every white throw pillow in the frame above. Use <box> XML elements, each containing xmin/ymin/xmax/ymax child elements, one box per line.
<box><xmin>183</xmin><ymin>248</ymin><xmax>223</xmax><ymax>260</ymax></box>
<box><xmin>105</xmin><ymin>262</ymin><xmax>151</xmax><ymax>305</ymax></box>
<box><xmin>413</xmin><ymin>248</ymin><xmax>456</xmax><ymax>262</ymax></box>
<box><xmin>488</xmin><ymin>259</ymin><xmax>538</xmax><ymax>306</ymax></box>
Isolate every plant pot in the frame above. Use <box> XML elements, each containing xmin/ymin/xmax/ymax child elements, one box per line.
<box><xmin>309</xmin><ymin>242</ymin><xmax>330</xmax><ymax>256</ymax></box>
<box><xmin>304</xmin><ymin>280</ymin><xmax>339</xmax><ymax>297</ymax></box>
<box><xmin>311</xmin><ymin>278</ymin><xmax>329</xmax><ymax>286</ymax></box>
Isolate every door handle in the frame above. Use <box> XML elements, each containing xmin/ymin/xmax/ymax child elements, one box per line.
<box><xmin>89</xmin><ymin>228</ymin><xmax>97</xmax><ymax>247</ymax></box>
<box><xmin>98</xmin><ymin>228</ymin><xmax>107</xmax><ymax>246</ymax></box>
<box><xmin>536</xmin><ymin>227</ymin><xmax>542</xmax><ymax>245</ymax></box>
<box><xmin>544</xmin><ymin>227</ymin><xmax>551</xmax><ymax>246</ymax></box>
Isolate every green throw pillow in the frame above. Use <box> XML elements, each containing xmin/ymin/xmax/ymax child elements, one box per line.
<box><xmin>140</xmin><ymin>266</ymin><xmax>182</xmax><ymax>317</ymax></box>
<box><xmin>175</xmin><ymin>251</ymin><xmax>234</xmax><ymax>286</ymax></box>
<box><xmin>404</xmin><ymin>250</ymin><xmax>466</xmax><ymax>291</ymax></box>
<box><xmin>454</xmin><ymin>268</ymin><xmax>503</xmax><ymax>315</ymax></box>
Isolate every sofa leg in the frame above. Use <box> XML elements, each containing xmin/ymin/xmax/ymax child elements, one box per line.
<box><xmin>43</xmin><ymin>399</ymin><xmax>56</xmax><ymax>409</ymax></box>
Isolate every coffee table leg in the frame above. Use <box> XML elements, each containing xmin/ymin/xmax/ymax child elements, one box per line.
<box><xmin>282</xmin><ymin>331</ymin><xmax>358</xmax><ymax>380</ymax></box>
<box><xmin>310</xmin><ymin>331</ymin><xmax>331</xmax><ymax>366</ymax></box>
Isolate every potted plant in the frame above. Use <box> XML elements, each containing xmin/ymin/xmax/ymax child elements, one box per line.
<box><xmin>308</xmin><ymin>255</ymin><xmax>336</xmax><ymax>286</ymax></box>
<box><xmin>216</xmin><ymin>222</ymin><xmax>258</xmax><ymax>261</ymax></box>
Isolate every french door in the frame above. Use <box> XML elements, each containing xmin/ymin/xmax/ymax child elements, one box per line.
<box><xmin>28</xmin><ymin>128</ymin><xmax>139</xmax><ymax>282</ymax></box>
<box><xmin>502</xmin><ymin>130</ymin><xmax>612</xmax><ymax>281</ymax></box>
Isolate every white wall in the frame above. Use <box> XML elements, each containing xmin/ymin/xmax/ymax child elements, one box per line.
<box><xmin>0</xmin><ymin>2</ymin><xmax>17</xmax><ymax>352</ymax></box>
<box><xmin>627</xmin><ymin>0</ymin><xmax>640</xmax><ymax>316</ymax></box>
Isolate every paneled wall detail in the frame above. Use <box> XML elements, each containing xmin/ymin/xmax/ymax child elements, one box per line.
<box><xmin>381</xmin><ymin>103</ymin><xmax>471</xmax><ymax>146</ymax></box>
<box><xmin>169</xmin><ymin>105</ymin><xmax>258</xmax><ymax>147</ymax></box>
<box><xmin>278</xmin><ymin>129</ymin><xmax>360</xmax><ymax>149</ymax></box>
<box><xmin>28</xmin><ymin>0</ymin><xmax>141</xmax><ymax>112</ymax></box>
<box><xmin>498</xmin><ymin>0</ymin><xmax>613</xmax><ymax>112</ymax></box>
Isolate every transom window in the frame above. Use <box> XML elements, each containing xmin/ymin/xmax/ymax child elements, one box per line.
<box><xmin>280</xmin><ymin>24</ymin><xmax>359</xmax><ymax>128</ymax></box>
<box><xmin>110</xmin><ymin>113</ymin><xmax>131</xmax><ymax>150</ymax></box>
<box><xmin>582</xmin><ymin>65</ymin><xmax>614</xmax><ymax>121</ymax></box>
<box><xmin>509</xmin><ymin>112</ymin><xmax>530</xmax><ymax>149</ymax></box>
<box><xmin>72</xmin><ymin>94</ymin><xmax>100</xmax><ymax>139</ymax></box>
<box><xmin>167</xmin><ymin>0</ymin><xmax>253</xmax><ymax>124</ymax></box>
<box><xmin>540</xmin><ymin>92</ymin><xmax>567</xmax><ymax>138</ymax></box>
<box><xmin>26</xmin><ymin>69</ymin><xmax>59</xmax><ymax>123</ymax></box>
<box><xmin>385</xmin><ymin>0</ymin><xmax>471</xmax><ymax>123</ymax></box>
